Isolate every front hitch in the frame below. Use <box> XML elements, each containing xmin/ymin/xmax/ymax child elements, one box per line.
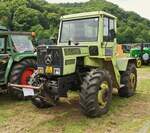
<box><xmin>8</xmin><ymin>83</ymin><xmax>42</xmax><ymax>90</ymax></box>
<box><xmin>8</xmin><ymin>83</ymin><xmax>43</xmax><ymax>97</ymax></box>
<box><xmin>8</xmin><ymin>83</ymin><xmax>56</xmax><ymax>106</ymax></box>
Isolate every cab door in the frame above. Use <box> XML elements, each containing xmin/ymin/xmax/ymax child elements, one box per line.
<box><xmin>103</xmin><ymin>16</ymin><xmax>116</xmax><ymax>56</ymax></box>
<box><xmin>0</xmin><ymin>35</ymin><xmax>9</xmax><ymax>82</ymax></box>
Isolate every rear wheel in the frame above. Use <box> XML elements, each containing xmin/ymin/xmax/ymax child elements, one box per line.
<box><xmin>119</xmin><ymin>63</ymin><xmax>137</xmax><ymax>97</ymax></box>
<box><xmin>9</xmin><ymin>59</ymin><xmax>36</xmax><ymax>100</ymax></box>
<box><xmin>79</xmin><ymin>69</ymin><xmax>112</xmax><ymax>117</ymax></box>
<box><xmin>136</xmin><ymin>58</ymin><xmax>142</xmax><ymax>68</ymax></box>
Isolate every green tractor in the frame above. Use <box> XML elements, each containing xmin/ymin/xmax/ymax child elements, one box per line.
<box><xmin>0</xmin><ymin>26</ymin><xmax>37</xmax><ymax>99</ymax></box>
<box><xmin>130</xmin><ymin>43</ymin><xmax>150</xmax><ymax>68</ymax></box>
<box><xmin>15</xmin><ymin>11</ymin><xmax>137</xmax><ymax>117</ymax></box>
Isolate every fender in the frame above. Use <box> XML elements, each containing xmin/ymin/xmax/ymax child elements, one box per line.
<box><xmin>116</xmin><ymin>57</ymin><xmax>136</xmax><ymax>71</ymax></box>
<box><xmin>13</xmin><ymin>52</ymin><xmax>37</xmax><ymax>62</ymax></box>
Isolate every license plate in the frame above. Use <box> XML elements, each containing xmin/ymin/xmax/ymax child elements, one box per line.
<box><xmin>45</xmin><ymin>66</ymin><xmax>53</xmax><ymax>73</ymax></box>
<box><xmin>23</xmin><ymin>88</ymin><xmax>34</xmax><ymax>96</ymax></box>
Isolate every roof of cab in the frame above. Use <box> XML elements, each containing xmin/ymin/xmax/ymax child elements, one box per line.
<box><xmin>61</xmin><ymin>11</ymin><xmax>117</xmax><ymax>20</ymax></box>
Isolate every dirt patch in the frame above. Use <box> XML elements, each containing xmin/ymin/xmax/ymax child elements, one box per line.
<box><xmin>0</xmin><ymin>104</ymin><xmax>55</xmax><ymax>133</ymax></box>
<box><xmin>0</xmin><ymin>97</ymin><xmax>81</xmax><ymax>133</ymax></box>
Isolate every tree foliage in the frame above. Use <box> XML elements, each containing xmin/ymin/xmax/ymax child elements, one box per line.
<box><xmin>0</xmin><ymin>0</ymin><xmax>150</xmax><ymax>43</ymax></box>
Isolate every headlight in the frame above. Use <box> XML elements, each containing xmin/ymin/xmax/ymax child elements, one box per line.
<box><xmin>54</xmin><ymin>68</ymin><xmax>60</xmax><ymax>75</ymax></box>
<box><xmin>38</xmin><ymin>67</ymin><xmax>44</xmax><ymax>74</ymax></box>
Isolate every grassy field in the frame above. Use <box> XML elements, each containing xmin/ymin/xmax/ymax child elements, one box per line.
<box><xmin>0</xmin><ymin>66</ymin><xmax>150</xmax><ymax>133</ymax></box>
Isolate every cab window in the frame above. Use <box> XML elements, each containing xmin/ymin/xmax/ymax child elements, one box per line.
<box><xmin>103</xmin><ymin>17</ymin><xmax>115</xmax><ymax>42</ymax></box>
<box><xmin>0</xmin><ymin>37</ymin><xmax>5</xmax><ymax>49</ymax></box>
<box><xmin>0</xmin><ymin>37</ymin><xmax>5</xmax><ymax>53</ymax></box>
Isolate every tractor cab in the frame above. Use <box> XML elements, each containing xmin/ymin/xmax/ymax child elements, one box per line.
<box><xmin>0</xmin><ymin>31</ymin><xmax>35</xmax><ymax>54</ymax></box>
<box><xmin>58</xmin><ymin>11</ymin><xmax>117</xmax><ymax>57</ymax></box>
<box><xmin>0</xmin><ymin>29</ymin><xmax>35</xmax><ymax>82</ymax></box>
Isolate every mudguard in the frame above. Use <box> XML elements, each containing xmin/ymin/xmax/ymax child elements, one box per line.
<box><xmin>116</xmin><ymin>57</ymin><xmax>136</xmax><ymax>71</ymax></box>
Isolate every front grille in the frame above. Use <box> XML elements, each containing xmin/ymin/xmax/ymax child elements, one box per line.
<box><xmin>47</xmin><ymin>47</ymin><xmax>63</xmax><ymax>66</ymax></box>
<box><xmin>37</xmin><ymin>45</ymin><xmax>63</xmax><ymax>67</ymax></box>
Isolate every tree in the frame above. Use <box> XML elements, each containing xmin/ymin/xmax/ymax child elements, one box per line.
<box><xmin>0</xmin><ymin>0</ymin><xmax>150</xmax><ymax>42</ymax></box>
<box><xmin>13</xmin><ymin>7</ymin><xmax>40</xmax><ymax>30</ymax></box>
<box><xmin>0</xmin><ymin>0</ymin><xmax>28</xmax><ymax>29</ymax></box>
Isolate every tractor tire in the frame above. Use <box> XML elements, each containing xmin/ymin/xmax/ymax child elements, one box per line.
<box><xmin>79</xmin><ymin>69</ymin><xmax>113</xmax><ymax>117</ymax></box>
<box><xmin>136</xmin><ymin>58</ymin><xmax>142</xmax><ymax>68</ymax></box>
<box><xmin>118</xmin><ymin>63</ymin><xmax>137</xmax><ymax>97</ymax></box>
<box><xmin>9</xmin><ymin>58</ymin><xmax>36</xmax><ymax>100</ymax></box>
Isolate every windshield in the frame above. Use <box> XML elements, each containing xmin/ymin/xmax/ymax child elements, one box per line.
<box><xmin>60</xmin><ymin>17</ymin><xmax>99</xmax><ymax>43</ymax></box>
<box><xmin>11</xmin><ymin>35</ymin><xmax>34</xmax><ymax>52</ymax></box>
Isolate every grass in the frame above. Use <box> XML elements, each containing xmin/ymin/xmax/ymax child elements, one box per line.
<box><xmin>0</xmin><ymin>66</ymin><xmax>150</xmax><ymax>133</ymax></box>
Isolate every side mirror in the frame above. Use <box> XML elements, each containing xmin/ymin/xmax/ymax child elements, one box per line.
<box><xmin>109</xmin><ymin>29</ymin><xmax>116</xmax><ymax>40</ymax></box>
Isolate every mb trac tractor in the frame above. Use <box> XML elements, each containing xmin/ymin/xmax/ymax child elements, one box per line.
<box><xmin>0</xmin><ymin>26</ymin><xmax>36</xmax><ymax>99</ymax></box>
<box><xmin>130</xmin><ymin>43</ymin><xmax>150</xmax><ymax>68</ymax></box>
<box><xmin>29</xmin><ymin>11</ymin><xmax>137</xmax><ymax>117</ymax></box>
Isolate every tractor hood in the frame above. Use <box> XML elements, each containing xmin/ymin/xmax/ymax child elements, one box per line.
<box><xmin>37</xmin><ymin>45</ymin><xmax>89</xmax><ymax>76</ymax></box>
<box><xmin>61</xmin><ymin>46</ymin><xmax>89</xmax><ymax>57</ymax></box>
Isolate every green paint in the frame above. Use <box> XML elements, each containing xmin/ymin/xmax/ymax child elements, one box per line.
<box><xmin>0</xmin><ymin>27</ymin><xmax>36</xmax><ymax>85</ymax></box>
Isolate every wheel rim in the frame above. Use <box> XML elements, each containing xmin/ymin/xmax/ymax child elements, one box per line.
<box><xmin>137</xmin><ymin>59</ymin><xmax>141</xmax><ymax>67</ymax></box>
<box><xmin>130</xmin><ymin>73</ymin><xmax>136</xmax><ymax>89</ymax></box>
<box><xmin>98</xmin><ymin>81</ymin><xmax>109</xmax><ymax>108</ymax></box>
<box><xmin>20</xmin><ymin>67</ymin><xmax>34</xmax><ymax>85</ymax></box>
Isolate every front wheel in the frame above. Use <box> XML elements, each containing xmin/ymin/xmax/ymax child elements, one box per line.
<box><xmin>9</xmin><ymin>59</ymin><xmax>36</xmax><ymax>100</ymax></box>
<box><xmin>79</xmin><ymin>69</ymin><xmax>112</xmax><ymax>117</ymax></box>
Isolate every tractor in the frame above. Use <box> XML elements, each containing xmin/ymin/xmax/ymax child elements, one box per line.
<box><xmin>130</xmin><ymin>43</ymin><xmax>150</xmax><ymax>68</ymax></box>
<box><xmin>0</xmin><ymin>26</ymin><xmax>36</xmax><ymax>99</ymax></box>
<box><xmin>11</xmin><ymin>11</ymin><xmax>137</xmax><ymax>117</ymax></box>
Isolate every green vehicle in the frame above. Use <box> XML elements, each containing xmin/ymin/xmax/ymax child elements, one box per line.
<box><xmin>130</xmin><ymin>43</ymin><xmax>150</xmax><ymax>68</ymax></box>
<box><xmin>13</xmin><ymin>11</ymin><xmax>137</xmax><ymax>117</ymax></box>
<box><xmin>0</xmin><ymin>26</ymin><xmax>36</xmax><ymax>99</ymax></box>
